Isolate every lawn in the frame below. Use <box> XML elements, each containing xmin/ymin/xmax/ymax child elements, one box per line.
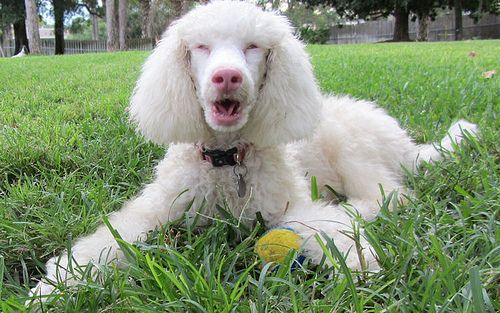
<box><xmin>0</xmin><ymin>40</ymin><xmax>498</xmax><ymax>312</ymax></box>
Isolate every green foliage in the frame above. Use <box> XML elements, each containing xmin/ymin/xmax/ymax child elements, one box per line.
<box><xmin>462</xmin><ymin>0</ymin><xmax>500</xmax><ymax>21</ymax></box>
<box><xmin>304</xmin><ymin>0</ymin><xmax>499</xmax><ymax>21</ymax></box>
<box><xmin>127</xmin><ymin>2</ymin><xmax>145</xmax><ymax>39</ymax></box>
<box><xmin>66</xmin><ymin>17</ymin><xmax>106</xmax><ymax>40</ymax></box>
<box><xmin>0</xmin><ymin>0</ymin><xmax>26</xmax><ymax>27</ymax></box>
<box><xmin>283</xmin><ymin>3</ymin><xmax>337</xmax><ymax>43</ymax></box>
<box><xmin>298</xmin><ymin>25</ymin><xmax>330</xmax><ymax>43</ymax></box>
<box><xmin>0</xmin><ymin>41</ymin><xmax>499</xmax><ymax>311</ymax></box>
<box><xmin>68</xmin><ymin>16</ymin><xmax>86</xmax><ymax>34</ymax></box>
<box><xmin>285</xmin><ymin>3</ymin><xmax>339</xmax><ymax>30</ymax></box>
<box><xmin>304</xmin><ymin>0</ymin><xmax>395</xmax><ymax>20</ymax></box>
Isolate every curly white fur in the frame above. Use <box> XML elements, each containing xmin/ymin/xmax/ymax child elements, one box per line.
<box><xmin>28</xmin><ymin>0</ymin><xmax>478</xmax><ymax>303</ymax></box>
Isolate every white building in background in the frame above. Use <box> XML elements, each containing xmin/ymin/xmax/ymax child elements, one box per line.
<box><xmin>38</xmin><ymin>25</ymin><xmax>70</xmax><ymax>39</ymax></box>
<box><xmin>39</xmin><ymin>25</ymin><xmax>55</xmax><ymax>38</ymax></box>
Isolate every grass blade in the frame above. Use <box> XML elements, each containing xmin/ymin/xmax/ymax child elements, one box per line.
<box><xmin>311</xmin><ymin>176</ymin><xmax>319</xmax><ymax>201</ymax></box>
<box><xmin>469</xmin><ymin>266</ymin><xmax>485</xmax><ymax>313</ymax></box>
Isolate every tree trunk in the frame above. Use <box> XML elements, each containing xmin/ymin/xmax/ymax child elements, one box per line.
<box><xmin>417</xmin><ymin>13</ymin><xmax>430</xmax><ymax>41</ymax></box>
<box><xmin>140</xmin><ymin>0</ymin><xmax>152</xmax><ymax>38</ymax></box>
<box><xmin>182</xmin><ymin>0</ymin><xmax>191</xmax><ymax>14</ymax></box>
<box><xmin>13</xmin><ymin>20</ymin><xmax>29</xmax><ymax>55</ymax></box>
<box><xmin>393</xmin><ymin>3</ymin><xmax>410</xmax><ymax>41</ymax></box>
<box><xmin>91</xmin><ymin>14</ymin><xmax>99</xmax><ymax>40</ymax></box>
<box><xmin>2</xmin><ymin>25</ymin><xmax>13</xmax><ymax>56</ymax></box>
<box><xmin>170</xmin><ymin>0</ymin><xmax>191</xmax><ymax>19</ymax></box>
<box><xmin>106</xmin><ymin>0</ymin><xmax>119</xmax><ymax>51</ymax></box>
<box><xmin>90</xmin><ymin>0</ymin><xmax>99</xmax><ymax>40</ymax></box>
<box><xmin>24</xmin><ymin>0</ymin><xmax>41</xmax><ymax>54</ymax></box>
<box><xmin>119</xmin><ymin>0</ymin><xmax>128</xmax><ymax>50</ymax></box>
<box><xmin>171</xmin><ymin>0</ymin><xmax>184</xmax><ymax>19</ymax></box>
<box><xmin>454</xmin><ymin>0</ymin><xmax>463</xmax><ymax>40</ymax></box>
<box><xmin>53</xmin><ymin>0</ymin><xmax>65</xmax><ymax>54</ymax></box>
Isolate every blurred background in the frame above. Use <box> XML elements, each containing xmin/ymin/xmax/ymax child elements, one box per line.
<box><xmin>0</xmin><ymin>0</ymin><xmax>499</xmax><ymax>57</ymax></box>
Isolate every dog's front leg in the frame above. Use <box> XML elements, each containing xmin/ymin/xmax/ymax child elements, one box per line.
<box><xmin>280</xmin><ymin>202</ymin><xmax>379</xmax><ymax>271</ymax></box>
<box><xmin>27</xmin><ymin>154</ymin><xmax>199</xmax><ymax>303</ymax></box>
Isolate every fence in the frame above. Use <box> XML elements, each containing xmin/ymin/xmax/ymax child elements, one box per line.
<box><xmin>2</xmin><ymin>13</ymin><xmax>499</xmax><ymax>56</ymax></box>
<box><xmin>330</xmin><ymin>13</ymin><xmax>500</xmax><ymax>44</ymax></box>
<box><xmin>1</xmin><ymin>37</ymin><xmax>155</xmax><ymax>57</ymax></box>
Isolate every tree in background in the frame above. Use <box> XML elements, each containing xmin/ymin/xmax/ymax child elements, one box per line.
<box><xmin>68</xmin><ymin>15</ymin><xmax>106</xmax><ymax>39</ymax></box>
<box><xmin>106</xmin><ymin>0</ymin><xmax>129</xmax><ymax>51</ymax></box>
<box><xmin>304</xmin><ymin>0</ymin><xmax>417</xmax><ymax>41</ymax></box>
<box><xmin>31</xmin><ymin>0</ymin><xmax>102</xmax><ymax>54</ymax></box>
<box><xmin>68</xmin><ymin>16</ymin><xmax>86</xmax><ymax>33</ymax></box>
<box><xmin>170</xmin><ymin>0</ymin><xmax>185</xmax><ymax>19</ymax></box>
<box><xmin>147</xmin><ymin>0</ymin><xmax>202</xmax><ymax>40</ymax></box>
<box><xmin>58</xmin><ymin>0</ymin><xmax>212</xmax><ymax>51</ymax></box>
<box><xmin>305</xmin><ymin>0</ymin><xmax>499</xmax><ymax>42</ymax></box>
<box><xmin>24</xmin><ymin>0</ymin><xmax>41</xmax><ymax>53</ymax></box>
<box><xmin>415</xmin><ymin>13</ymin><xmax>430</xmax><ymax>41</ymax></box>
<box><xmin>67</xmin><ymin>0</ymin><xmax>160</xmax><ymax>42</ymax></box>
<box><xmin>171</xmin><ymin>0</ymin><xmax>199</xmax><ymax>22</ymax></box>
<box><xmin>53</xmin><ymin>0</ymin><xmax>71</xmax><ymax>54</ymax></box>
<box><xmin>139</xmin><ymin>0</ymin><xmax>152</xmax><ymax>38</ymax></box>
<box><xmin>286</xmin><ymin>2</ymin><xmax>341</xmax><ymax>43</ymax></box>
<box><xmin>453</xmin><ymin>0</ymin><xmax>463</xmax><ymax>39</ymax></box>
<box><xmin>137</xmin><ymin>0</ymin><xmax>181</xmax><ymax>40</ymax></box>
<box><xmin>89</xmin><ymin>0</ymin><xmax>100</xmax><ymax>39</ymax></box>
<box><xmin>411</xmin><ymin>0</ymin><xmax>441</xmax><ymax>42</ymax></box>
<box><xmin>77</xmin><ymin>0</ymin><xmax>103</xmax><ymax>40</ymax></box>
<box><xmin>1</xmin><ymin>25</ymin><xmax>13</xmax><ymax>55</ymax></box>
<box><xmin>0</xmin><ymin>0</ymin><xmax>29</xmax><ymax>54</ymax></box>
<box><xmin>452</xmin><ymin>0</ymin><xmax>499</xmax><ymax>40</ymax></box>
<box><xmin>106</xmin><ymin>0</ymin><xmax>118</xmax><ymax>51</ymax></box>
<box><xmin>119</xmin><ymin>0</ymin><xmax>127</xmax><ymax>50</ymax></box>
<box><xmin>393</xmin><ymin>1</ymin><xmax>410</xmax><ymax>41</ymax></box>
<box><xmin>51</xmin><ymin>0</ymin><xmax>95</xmax><ymax>54</ymax></box>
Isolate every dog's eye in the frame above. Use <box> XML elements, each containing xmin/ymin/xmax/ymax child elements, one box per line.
<box><xmin>195</xmin><ymin>45</ymin><xmax>210</xmax><ymax>53</ymax></box>
<box><xmin>246</xmin><ymin>44</ymin><xmax>258</xmax><ymax>50</ymax></box>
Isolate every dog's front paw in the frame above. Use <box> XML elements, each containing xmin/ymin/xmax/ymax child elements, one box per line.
<box><xmin>25</xmin><ymin>280</ymin><xmax>57</xmax><ymax>307</ymax></box>
<box><xmin>448</xmin><ymin>120</ymin><xmax>478</xmax><ymax>143</ymax></box>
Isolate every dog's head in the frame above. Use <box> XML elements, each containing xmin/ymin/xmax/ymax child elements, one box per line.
<box><xmin>129</xmin><ymin>0</ymin><xmax>321</xmax><ymax>147</ymax></box>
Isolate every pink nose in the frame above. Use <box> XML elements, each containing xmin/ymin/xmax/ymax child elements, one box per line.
<box><xmin>211</xmin><ymin>68</ymin><xmax>243</xmax><ymax>92</ymax></box>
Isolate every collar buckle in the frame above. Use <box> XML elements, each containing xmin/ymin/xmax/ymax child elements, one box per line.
<box><xmin>199</xmin><ymin>143</ymin><xmax>248</xmax><ymax>167</ymax></box>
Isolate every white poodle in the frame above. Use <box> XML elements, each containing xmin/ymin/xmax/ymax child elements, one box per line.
<box><xmin>29</xmin><ymin>0</ymin><xmax>477</xmax><ymax>301</ymax></box>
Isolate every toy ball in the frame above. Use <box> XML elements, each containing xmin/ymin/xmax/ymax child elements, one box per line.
<box><xmin>255</xmin><ymin>227</ymin><xmax>302</xmax><ymax>264</ymax></box>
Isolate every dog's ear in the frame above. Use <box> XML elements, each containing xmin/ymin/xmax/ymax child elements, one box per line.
<box><xmin>129</xmin><ymin>23</ymin><xmax>210</xmax><ymax>145</ymax></box>
<box><xmin>243</xmin><ymin>32</ymin><xmax>322</xmax><ymax>147</ymax></box>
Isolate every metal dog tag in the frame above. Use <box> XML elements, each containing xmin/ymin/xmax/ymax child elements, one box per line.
<box><xmin>237</xmin><ymin>174</ymin><xmax>246</xmax><ymax>198</ymax></box>
<box><xmin>234</xmin><ymin>155</ymin><xmax>248</xmax><ymax>198</ymax></box>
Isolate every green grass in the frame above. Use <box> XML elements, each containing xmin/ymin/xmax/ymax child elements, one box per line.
<box><xmin>0</xmin><ymin>40</ymin><xmax>499</xmax><ymax>312</ymax></box>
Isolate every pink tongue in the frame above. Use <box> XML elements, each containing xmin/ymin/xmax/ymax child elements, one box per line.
<box><xmin>217</xmin><ymin>102</ymin><xmax>237</xmax><ymax>115</ymax></box>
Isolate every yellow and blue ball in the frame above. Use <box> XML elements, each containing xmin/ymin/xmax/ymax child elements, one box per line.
<box><xmin>255</xmin><ymin>227</ymin><xmax>304</xmax><ymax>266</ymax></box>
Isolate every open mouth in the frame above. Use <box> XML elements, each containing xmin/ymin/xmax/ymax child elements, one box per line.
<box><xmin>211</xmin><ymin>99</ymin><xmax>242</xmax><ymax>126</ymax></box>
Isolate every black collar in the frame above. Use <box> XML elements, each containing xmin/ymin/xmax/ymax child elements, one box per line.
<box><xmin>201</xmin><ymin>147</ymin><xmax>239</xmax><ymax>167</ymax></box>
